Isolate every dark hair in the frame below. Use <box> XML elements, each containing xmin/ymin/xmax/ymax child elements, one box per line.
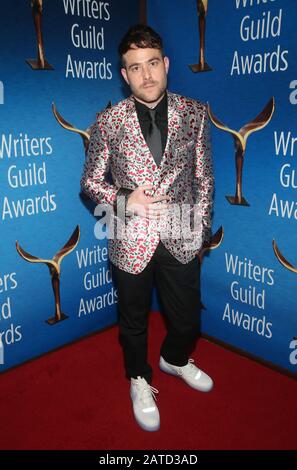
<box><xmin>118</xmin><ymin>24</ymin><xmax>163</xmax><ymax>62</ymax></box>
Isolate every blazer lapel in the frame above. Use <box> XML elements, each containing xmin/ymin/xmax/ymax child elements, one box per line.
<box><xmin>123</xmin><ymin>97</ymin><xmax>157</xmax><ymax>173</ymax></box>
<box><xmin>117</xmin><ymin>92</ymin><xmax>184</xmax><ymax>179</ymax></box>
<box><xmin>159</xmin><ymin>91</ymin><xmax>183</xmax><ymax>172</ymax></box>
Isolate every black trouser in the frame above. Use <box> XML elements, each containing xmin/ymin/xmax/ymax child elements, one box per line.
<box><xmin>111</xmin><ymin>241</ymin><xmax>201</xmax><ymax>384</ymax></box>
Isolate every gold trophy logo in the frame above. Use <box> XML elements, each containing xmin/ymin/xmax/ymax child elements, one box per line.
<box><xmin>189</xmin><ymin>0</ymin><xmax>212</xmax><ymax>73</ymax></box>
<box><xmin>16</xmin><ymin>226</ymin><xmax>80</xmax><ymax>325</ymax></box>
<box><xmin>273</xmin><ymin>239</ymin><xmax>297</xmax><ymax>339</ymax></box>
<box><xmin>199</xmin><ymin>226</ymin><xmax>224</xmax><ymax>310</ymax></box>
<box><xmin>52</xmin><ymin>103</ymin><xmax>92</xmax><ymax>152</ymax></box>
<box><xmin>139</xmin><ymin>0</ymin><xmax>147</xmax><ymax>24</ymax></box>
<box><xmin>26</xmin><ymin>0</ymin><xmax>53</xmax><ymax>70</ymax></box>
<box><xmin>208</xmin><ymin>98</ymin><xmax>275</xmax><ymax>206</ymax></box>
<box><xmin>199</xmin><ymin>226</ymin><xmax>224</xmax><ymax>263</ymax></box>
<box><xmin>52</xmin><ymin>102</ymin><xmax>112</xmax><ymax>153</ymax></box>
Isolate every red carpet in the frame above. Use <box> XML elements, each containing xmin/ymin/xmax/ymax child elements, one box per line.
<box><xmin>0</xmin><ymin>312</ymin><xmax>296</xmax><ymax>450</ymax></box>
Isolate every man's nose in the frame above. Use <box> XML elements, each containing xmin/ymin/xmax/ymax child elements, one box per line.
<box><xmin>142</xmin><ymin>64</ymin><xmax>152</xmax><ymax>80</ymax></box>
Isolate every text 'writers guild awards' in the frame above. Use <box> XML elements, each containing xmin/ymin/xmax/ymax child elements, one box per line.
<box><xmin>208</xmin><ymin>97</ymin><xmax>275</xmax><ymax>206</ymax></box>
<box><xmin>26</xmin><ymin>0</ymin><xmax>53</xmax><ymax>70</ymax></box>
<box><xmin>189</xmin><ymin>0</ymin><xmax>212</xmax><ymax>73</ymax></box>
<box><xmin>0</xmin><ymin>337</ymin><xmax>4</xmax><ymax>366</ymax></box>
<box><xmin>273</xmin><ymin>239</ymin><xmax>297</xmax><ymax>340</ymax></box>
<box><xmin>16</xmin><ymin>226</ymin><xmax>80</xmax><ymax>325</ymax></box>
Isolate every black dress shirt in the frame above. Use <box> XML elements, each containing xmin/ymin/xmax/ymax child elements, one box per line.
<box><xmin>134</xmin><ymin>92</ymin><xmax>168</xmax><ymax>155</ymax></box>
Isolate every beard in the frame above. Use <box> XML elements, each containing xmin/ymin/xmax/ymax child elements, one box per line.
<box><xmin>131</xmin><ymin>79</ymin><xmax>167</xmax><ymax>105</ymax></box>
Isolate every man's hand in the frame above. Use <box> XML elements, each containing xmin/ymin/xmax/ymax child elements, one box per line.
<box><xmin>126</xmin><ymin>185</ymin><xmax>170</xmax><ymax>219</ymax></box>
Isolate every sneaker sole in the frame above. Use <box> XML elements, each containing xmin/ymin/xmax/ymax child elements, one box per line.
<box><xmin>134</xmin><ymin>415</ymin><xmax>160</xmax><ymax>432</ymax></box>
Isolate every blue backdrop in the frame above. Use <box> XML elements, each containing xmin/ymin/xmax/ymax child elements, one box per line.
<box><xmin>149</xmin><ymin>0</ymin><xmax>297</xmax><ymax>374</ymax></box>
<box><xmin>0</xmin><ymin>0</ymin><xmax>138</xmax><ymax>370</ymax></box>
<box><xmin>1</xmin><ymin>0</ymin><xmax>297</xmax><ymax>376</ymax></box>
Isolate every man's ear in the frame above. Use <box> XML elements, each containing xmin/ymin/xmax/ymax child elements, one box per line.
<box><xmin>121</xmin><ymin>67</ymin><xmax>129</xmax><ymax>85</ymax></box>
<box><xmin>164</xmin><ymin>56</ymin><xmax>169</xmax><ymax>74</ymax></box>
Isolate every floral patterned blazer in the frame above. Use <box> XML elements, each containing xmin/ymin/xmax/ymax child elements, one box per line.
<box><xmin>81</xmin><ymin>91</ymin><xmax>214</xmax><ymax>274</ymax></box>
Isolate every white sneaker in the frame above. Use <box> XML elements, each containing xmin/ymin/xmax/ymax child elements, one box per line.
<box><xmin>159</xmin><ymin>356</ymin><xmax>214</xmax><ymax>392</ymax></box>
<box><xmin>130</xmin><ymin>377</ymin><xmax>160</xmax><ymax>432</ymax></box>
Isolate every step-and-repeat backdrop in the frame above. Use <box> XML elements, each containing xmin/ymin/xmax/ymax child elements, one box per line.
<box><xmin>149</xmin><ymin>0</ymin><xmax>297</xmax><ymax>374</ymax></box>
<box><xmin>0</xmin><ymin>0</ymin><xmax>140</xmax><ymax>371</ymax></box>
<box><xmin>1</xmin><ymin>0</ymin><xmax>296</xmax><ymax>377</ymax></box>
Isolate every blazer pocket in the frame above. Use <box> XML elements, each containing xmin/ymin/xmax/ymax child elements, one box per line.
<box><xmin>173</xmin><ymin>140</ymin><xmax>195</xmax><ymax>155</ymax></box>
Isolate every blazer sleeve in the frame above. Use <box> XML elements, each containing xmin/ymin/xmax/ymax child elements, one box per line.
<box><xmin>80</xmin><ymin>113</ymin><xmax>119</xmax><ymax>206</ymax></box>
<box><xmin>194</xmin><ymin>104</ymin><xmax>214</xmax><ymax>243</ymax></box>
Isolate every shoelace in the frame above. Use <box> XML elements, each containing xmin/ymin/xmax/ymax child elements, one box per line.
<box><xmin>176</xmin><ymin>358</ymin><xmax>198</xmax><ymax>377</ymax></box>
<box><xmin>141</xmin><ymin>384</ymin><xmax>159</xmax><ymax>405</ymax></box>
<box><xmin>135</xmin><ymin>378</ymin><xmax>159</xmax><ymax>404</ymax></box>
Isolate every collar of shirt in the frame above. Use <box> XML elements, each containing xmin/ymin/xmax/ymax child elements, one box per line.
<box><xmin>134</xmin><ymin>92</ymin><xmax>168</xmax><ymax>154</ymax></box>
<box><xmin>134</xmin><ymin>92</ymin><xmax>168</xmax><ymax>123</ymax></box>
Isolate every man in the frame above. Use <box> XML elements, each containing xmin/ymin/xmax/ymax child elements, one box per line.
<box><xmin>81</xmin><ymin>24</ymin><xmax>214</xmax><ymax>432</ymax></box>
